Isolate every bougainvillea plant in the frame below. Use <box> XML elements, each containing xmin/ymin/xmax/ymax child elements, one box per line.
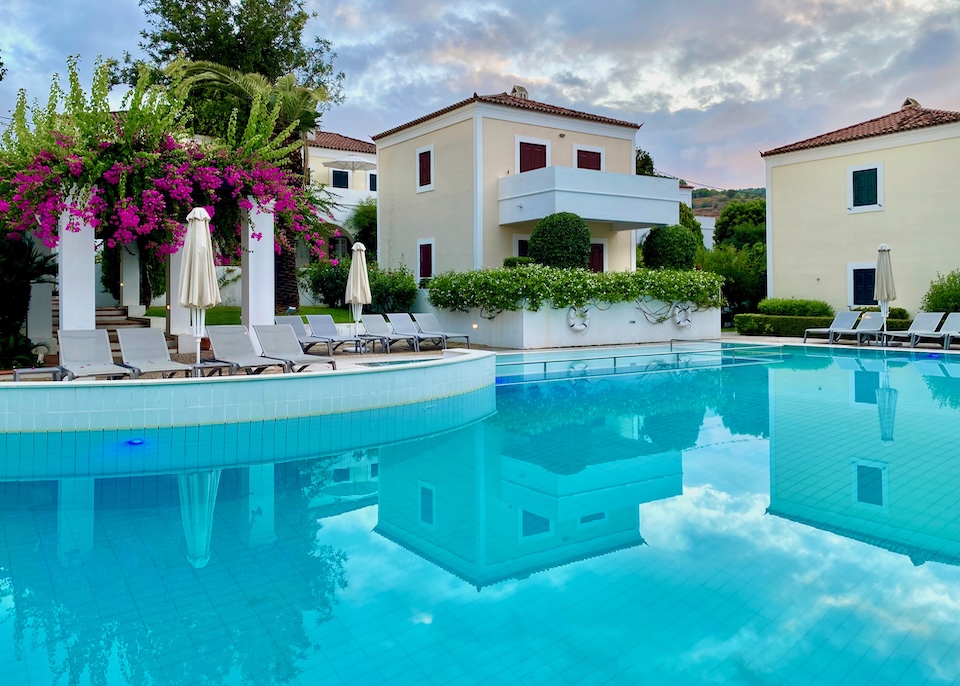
<box><xmin>0</xmin><ymin>56</ymin><xmax>334</xmax><ymax>263</ymax></box>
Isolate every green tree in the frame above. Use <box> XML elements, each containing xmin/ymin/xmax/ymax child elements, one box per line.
<box><xmin>179</xmin><ymin>60</ymin><xmax>331</xmax><ymax>308</ymax></box>
<box><xmin>344</xmin><ymin>197</ymin><xmax>377</xmax><ymax>260</ymax></box>
<box><xmin>698</xmin><ymin>243</ymin><xmax>767</xmax><ymax>315</ymax></box>
<box><xmin>0</xmin><ymin>44</ymin><xmax>6</xmax><ymax>82</ymax></box>
<box><xmin>679</xmin><ymin>202</ymin><xmax>703</xmax><ymax>247</ymax></box>
<box><xmin>714</xmin><ymin>199</ymin><xmax>766</xmax><ymax>246</ymax></box>
<box><xmin>642</xmin><ymin>225</ymin><xmax>697</xmax><ymax>270</ymax></box>
<box><xmin>635</xmin><ymin>147</ymin><xmax>655</xmax><ymax>176</ymax></box>
<box><xmin>528</xmin><ymin>212</ymin><xmax>591</xmax><ymax>269</ymax></box>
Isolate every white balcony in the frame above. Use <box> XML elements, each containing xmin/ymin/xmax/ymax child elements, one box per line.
<box><xmin>498</xmin><ymin>166</ymin><xmax>680</xmax><ymax>230</ymax></box>
<box><xmin>326</xmin><ymin>187</ymin><xmax>376</xmax><ymax>226</ymax></box>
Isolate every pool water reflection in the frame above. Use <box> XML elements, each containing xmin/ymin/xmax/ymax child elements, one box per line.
<box><xmin>1</xmin><ymin>349</ymin><xmax>959</xmax><ymax>685</ymax></box>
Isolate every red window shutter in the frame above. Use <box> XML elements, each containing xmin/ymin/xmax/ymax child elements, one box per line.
<box><xmin>517</xmin><ymin>239</ymin><xmax>529</xmax><ymax>257</ymax></box>
<box><xmin>577</xmin><ymin>150</ymin><xmax>602</xmax><ymax>170</ymax></box>
<box><xmin>419</xmin><ymin>151</ymin><xmax>431</xmax><ymax>186</ymax></box>
<box><xmin>589</xmin><ymin>244</ymin><xmax>604</xmax><ymax>273</ymax></box>
<box><xmin>519</xmin><ymin>142</ymin><xmax>547</xmax><ymax>172</ymax></box>
<box><xmin>419</xmin><ymin>243</ymin><xmax>433</xmax><ymax>278</ymax></box>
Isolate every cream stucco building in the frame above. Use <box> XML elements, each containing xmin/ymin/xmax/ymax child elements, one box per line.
<box><xmin>763</xmin><ymin>99</ymin><xmax>960</xmax><ymax>315</ymax></box>
<box><xmin>372</xmin><ymin>87</ymin><xmax>681</xmax><ymax>279</ymax></box>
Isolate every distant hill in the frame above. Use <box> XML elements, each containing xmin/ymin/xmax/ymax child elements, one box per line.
<box><xmin>691</xmin><ymin>187</ymin><xmax>765</xmax><ymax>218</ymax></box>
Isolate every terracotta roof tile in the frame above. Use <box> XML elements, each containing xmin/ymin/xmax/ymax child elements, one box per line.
<box><xmin>372</xmin><ymin>92</ymin><xmax>640</xmax><ymax>140</ymax></box>
<box><xmin>308</xmin><ymin>131</ymin><xmax>375</xmax><ymax>154</ymax></box>
<box><xmin>762</xmin><ymin>100</ymin><xmax>960</xmax><ymax>157</ymax></box>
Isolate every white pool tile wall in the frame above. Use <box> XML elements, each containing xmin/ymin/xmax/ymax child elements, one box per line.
<box><xmin>0</xmin><ymin>350</ymin><xmax>495</xmax><ymax>434</ymax></box>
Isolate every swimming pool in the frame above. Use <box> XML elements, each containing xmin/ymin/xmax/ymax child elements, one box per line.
<box><xmin>1</xmin><ymin>346</ymin><xmax>959</xmax><ymax>684</ymax></box>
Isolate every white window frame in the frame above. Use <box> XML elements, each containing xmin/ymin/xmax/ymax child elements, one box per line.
<box><xmin>572</xmin><ymin>144</ymin><xmax>605</xmax><ymax>171</ymax></box>
<box><xmin>590</xmin><ymin>238</ymin><xmax>609</xmax><ymax>272</ymax></box>
<box><xmin>418</xmin><ymin>481</ymin><xmax>436</xmax><ymax>528</ymax></box>
<box><xmin>417</xmin><ymin>238</ymin><xmax>436</xmax><ymax>279</ymax></box>
<box><xmin>368</xmin><ymin>171</ymin><xmax>378</xmax><ymax>192</ymax></box>
<box><xmin>847</xmin><ymin>261</ymin><xmax>877</xmax><ymax>309</ymax></box>
<box><xmin>851</xmin><ymin>459</ymin><xmax>889</xmax><ymax>512</ymax></box>
<box><xmin>512</xmin><ymin>233</ymin><xmax>531</xmax><ymax>257</ymax></box>
<box><xmin>517</xmin><ymin>509</ymin><xmax>552</xmax><ymax>541</ymax></box>
<box><xmin>330</xmin><ymin>168</ymin><xmax>350</xmax><ymax>189</ymax></box>
<box><xmin>847</xmin><ymin>162</ymin><xmax>883</xmax><ymax>214</ymax></box>
<box><xmin>515</xmin><ymin>135</ymin><xmax>552</xmax><ymax>174</ymax></box>
<box><xmin>416</xmin><ymin>144</ymin><xmax>435</xmax><ymax>193</ymax></box>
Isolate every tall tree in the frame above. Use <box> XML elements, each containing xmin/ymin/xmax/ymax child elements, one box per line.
<box><xmin>635</xmin><ymin>147</ymin><xmax>655</xmax><ymax>176</ymax></box>
<box><xmin>0</xmin><ymin>44</ymin><xmax>7</xmax><ymax>82</ymax></box>
<box><xmin>179</xmin><ymin>60</ymin><xmax>329</xmax><ymax>308</ymax></box>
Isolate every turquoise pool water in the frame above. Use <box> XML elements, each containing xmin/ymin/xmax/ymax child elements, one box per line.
<box><xmin>1</xmin><ymin>347</ymin><xmax>959</xmax><ymax>685</ymax></box>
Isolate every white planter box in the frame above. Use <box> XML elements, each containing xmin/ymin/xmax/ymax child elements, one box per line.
<box><xmin>414</xmin><ymin>291</ymin><xmax>720</xmax><ymax>349</ymax></box>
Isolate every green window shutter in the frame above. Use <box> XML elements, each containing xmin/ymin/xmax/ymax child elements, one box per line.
<box><xmin>852</xmin><ymin>169</ymin><xmax>878</xmax><ymax>207</ymax></box>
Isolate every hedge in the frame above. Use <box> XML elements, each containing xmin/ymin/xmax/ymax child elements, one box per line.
<box><xmin>757</xmin><ymin>298</ymin><xmax>832</xmax><ymax>317</ymax></box>
<box><xmin>734</xmin><ymin>314</ymin><xmax>911</xmax><ymax>337</ymax></box>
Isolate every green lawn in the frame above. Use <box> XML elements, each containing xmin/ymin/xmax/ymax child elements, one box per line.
<box><xmin>143</xmin><ymin>305</ymin><xmax>354</xmax><ymax>324</ymax></box>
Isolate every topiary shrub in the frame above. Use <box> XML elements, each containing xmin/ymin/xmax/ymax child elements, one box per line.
<box><xmin>852</xmin><ymin>305</ymin><xmax>909</xmax><ymax>320</ymax></box>
<box><xmin>643</xmin><ymin>224</ymin><xmax>697</xmax><ymax>270</ymax></box>
<box><xmin>758</xmin><ymin>298</ymin><xmax>833</xmax><ymax>317</ymax></box>
<box><xmin>528</xmin><ymin>212</ymin><xmax>590</xmax><ymax>269</ymax></box>
<box><xmin>503</xmin><ymin>256</ymin><xmax>535</xmax><ymax>268</ymax></box>
<box><xmin>921</xmin><ymin>271</ymin><xmax>960</xmax><ymax>313</ymax></box>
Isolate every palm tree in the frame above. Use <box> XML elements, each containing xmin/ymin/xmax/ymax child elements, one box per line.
<box><xmin>178</xmin><ymin>60</ymin><xmax>329</xmax><ymax>308</ymax></box>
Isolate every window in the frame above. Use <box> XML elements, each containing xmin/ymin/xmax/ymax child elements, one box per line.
<box><xmin>370</xmin><ymin>463</ymin><xmax>379</xmax><ymax>478</ymax></box>
<box><xmin>419</xmin><ymin>484</ymin><xmax>435</xmax><ymax>526</ymax></box>
<box><xmin>520</xmin><ymin>142</ymin><xmax>547</xmax><ymax>172</ymax></box>
<box><xmin>515</xmin><ymin>136</ymin><xmax>551</xmax><ymax>174</ymax></box>
<box><xmin>332</xmin><ymin>468</ymin><xmax>350</xmax><ymax>482</ymax></box>
<box><xmin>416</xmin><ymin>145</ymin><xmax>434</xmax><ymax>192</ymax></box>
<box><xmin>368</xmin><ymin>172</ymin><xmax>377</xmax><ymax>192</ymax></box>
<box><xmin>417</xmin><ymin>239</ymin><xmax>434</xmax><ymax>279</ymax></box>
<box><xmin>579</xmin><ymin>512</ymin><xmax>605</xmax><ymax>525</ymax></box>
<box><xmin>852</xmin><ymin>461</ymin><xmax>887</xmax><ymax>510</ymax></box>
<box><xmin>520</xmin><ymin>510</ymin><xmax>551</xmax><ymax>538</ymax></box>
<box><xmin>574</xmin><ymin>145</ymin><xmax>604</xmax><ymax>171</ymax></box>
<box><xmin>331</xmin><ymin>170</ymin><xmax>349</xmax><ymax>189</ymax></box>
<box><xmin>589</xmin><ymin>243</ymin><xmax>604</xmax><ymax>273</ymax></box>
<box><xmin>854</xmin><ymin>371</ymin><xmax>880</xmax><ymax>405</ymax></box>
<box><xmin>517</xmin><ymin>240</ymin><xmax>529</xmax><ymax>257</ymax></box>
<box><xmin>853</xmin><ymin>268</ymin><xmax>877</xmax><ymax>306</ymax></box>
<box><xmin>847</xmin><ymin>162</ymin><xmax>883</xmax><ymax>213</ymax></box>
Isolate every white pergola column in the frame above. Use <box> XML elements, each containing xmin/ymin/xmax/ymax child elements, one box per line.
<box><xmin>166</xmin><ymin>247</ymin><xmax>194</xmax><ymax>353</ymax></box>
<box><xmin>120</xmin><ymin>242</ymin><xmax>145</xmax><ymax>317</ymax></box>
<box><xmin>241</xmin><ymin>203</ymin><xmax>275</xmax><ymax>335</ymax></box>
<box><xmin>27</xmin><ymin>239</ymin><xmax>55</xmax><ymax>353</ymax></box>
<box><xmin>58</xmin><ymin>219</ymin><xmax>96</xmax><ymax>330</ymax></box>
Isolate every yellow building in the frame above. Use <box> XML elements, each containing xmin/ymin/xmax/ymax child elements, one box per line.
<box><xmin>373</xmin><ymin>87</ymin><xmax>681</xmax><ymax>278</ymax></box>
<box><xmin>763</xmin><ymin>99</ymin><xmax>960</xmax><ymax>314</ymax></box>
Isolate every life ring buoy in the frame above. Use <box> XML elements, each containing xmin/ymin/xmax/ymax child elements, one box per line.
<box><xmin>673</xmin><ymin>304</ymin><xmax>692</xmax><ymax>329</ymax></box>
<box><xmin>567</xmin><ymin>307</ymin><xmax>591</xmax><ymax>334</ymax></box>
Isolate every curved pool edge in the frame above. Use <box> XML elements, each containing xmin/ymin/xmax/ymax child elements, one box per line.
<box><xmin>0</xmin><ymin>349</ymin><xmax>496</xmax><ymax>433</ymax></box>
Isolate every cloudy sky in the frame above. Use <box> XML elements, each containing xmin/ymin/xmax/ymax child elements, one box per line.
<box><xmin>2</xmin><ymin>0</ymin><xmax>959</xmax><ymax>188</ymax></box>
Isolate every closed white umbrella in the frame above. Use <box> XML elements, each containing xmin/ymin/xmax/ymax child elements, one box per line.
<box><xmin>876</xmin><ymin>366</ymin><xmax>898</xmax><ymax>443</ymax></box>
<box><xmin>177</xmin><ymin>470</ymin><xmax>222</xmax><ymax>569</ymax></box>
<box><xmin>345</xmin><ymin>242</ymin><xmax>372</xmax><ymax>337</ymax></box>
<box><xmin>178</xmin><ymin>208</ymin><xmax>222</xmax><ymax>363</ymax></box>
<box><xmin>322</xmin><ymin>154</ymin><xmax>377</xmax><ymax>172</ymax></box>
<box><xmin>874</xmin><ymin>243</ymin><xmax>896</xmax><ymax>332</ymax></box>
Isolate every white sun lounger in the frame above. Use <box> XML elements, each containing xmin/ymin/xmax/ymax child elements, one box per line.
<box><xmin>305</xmin><ymin>314</ymin><xmax>368</xmax><ymax>353</ymax></box>
<box><xmin>413</xmin><ymin>313</ymin><xmax>471</xmax><ymax>348</ymax></box>
<box><xmin>252</xmin><ymin>325</ymin><xmax>336</xmax><ymax>372</ymax></box>
<box><xmin>275</xmin><ymin>315</ymin><xmax>334</xmax><ymax>356</ymax></box>
<box><xmin>206</xmin><ymin>325</ymin><xmax>288</xmax><ymax>375</ymax></box>
<box><xmin>916</xmin><ymin>312</ymin><xmax>960</xmax><ymax>349</ymax></box>
<box><xmin>387</xmin><ymin>313</ymin><xmax>445</xmax><ymax>349</ymax></box>
<box><xmin>882</xmin><ymin>312</ymin><xmax>945</xmax><ymax>348</ymax></box>
<box><xmin>361</xmin><ymin>313</ymin><xmax>420</xmax><ymax>352</ymax></box>
<box><xmin>803</xmin><ymin>311</ymin><xmax>860</xmax><ymax>343</ymax></box>
<box><xmin>117</xmin><ymin>328</ymin><xmax>194</xmax><ymax>378</ymax></box>
<box><xmin>58</xmin><ymin>329</ymin><xmax>137</xmax><ymax>381</ymax></box>
<box><xmin>830</xmin><ymin>312</ymin><xmax>884</xmax><ymax>346</ymax></box>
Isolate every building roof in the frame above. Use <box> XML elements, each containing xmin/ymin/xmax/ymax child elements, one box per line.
<box><xmin>761</xmin><ymin>99</ymin><xmax>960</xmax><ymax>157</ymax></box>
<box><xmin>372</xmin><ymin>91</ymin><xmax>641</xmax><ymax>140</ymax></box>
<box><xmin>308</xmin><ymin>131</ymin><xmax>376</xmax><ymax>154</ymax></box>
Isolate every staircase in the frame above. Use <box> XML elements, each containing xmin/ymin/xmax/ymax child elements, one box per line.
<box><xmin>52</xmin><ymin>299</ymin><xmax>177</xmax><ymax>355</ymax></box>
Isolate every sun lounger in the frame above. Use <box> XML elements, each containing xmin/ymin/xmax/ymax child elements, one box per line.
<box><xmin>305</xmin><ymin>314</ymin><xmax>368</xmax><ymax>353</ymax></box>
<box><xmin>882</xmin><ymin>312</ymin><xmax>945</xmax><ymax>348</ymax></box>
<box><xmin>803</xmin><ymin>311</ymin><xmax>860</xmax><ymax>343</ymax></box>
<box><xmin>830</xmin><ymin>312</ymin><xmax>884</xmax><ymax>346</ymax></box>
<box><xmin>206</xmin><ymin>325</ymin><xmax>288</xmax><ymax>375</ymax></box>
<box><xmin>117</xmin><ymin>328</ymin><xmax>194</xmax><ymax>378</ymax></box>
<box><xmin>360</xmin><ymin>314</ymin><xmax>420</xmax><ymax>352</ymax></box>
<box><xmin>252</xmin><ymin>325</ymin><xmax>336</xmax><ymax>372</ymax></box>
<box><xmin>58</xmin><ymin>329</ymin><xmax>137</xmax><ymax>381</ymax></box>
<box><xmin>275</xmin><ymin>315</ymin><xmax>333</xmax><ymax>356</ymax></box>
<box><xmin>387</xmin><ymin>313</ymin><xmax>445</xmax><ymax>349</ymax></box>
<box><xmin>917</xmin><ymin>312</ymin><xmax>960</xmax><ymax>349</ymax></box>
<box><xmin>413</xmin><ymin>313</ymin><xmax>471</xmax><ymax>348</ymax></box>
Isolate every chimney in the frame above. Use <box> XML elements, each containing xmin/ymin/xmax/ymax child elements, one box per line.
<box><xmin>511</xmin><ymin>85</ymin><xmax>529</xmax><ymax>100</ymax></box>
<box><xmin>901</xmin><ymin>98</ymin><xmax>920</xmax><ymax>109</ymax></box>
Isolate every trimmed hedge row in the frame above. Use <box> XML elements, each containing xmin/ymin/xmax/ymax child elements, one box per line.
<box><xmin>757</xmin><ymin>298</ymin><xmax>833</xmax><ymax>317</ymax></box>
<box><xmin>734</xmin><ymin>314</ymin><xmax>911</xmax><ymax>337</ymax></box>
